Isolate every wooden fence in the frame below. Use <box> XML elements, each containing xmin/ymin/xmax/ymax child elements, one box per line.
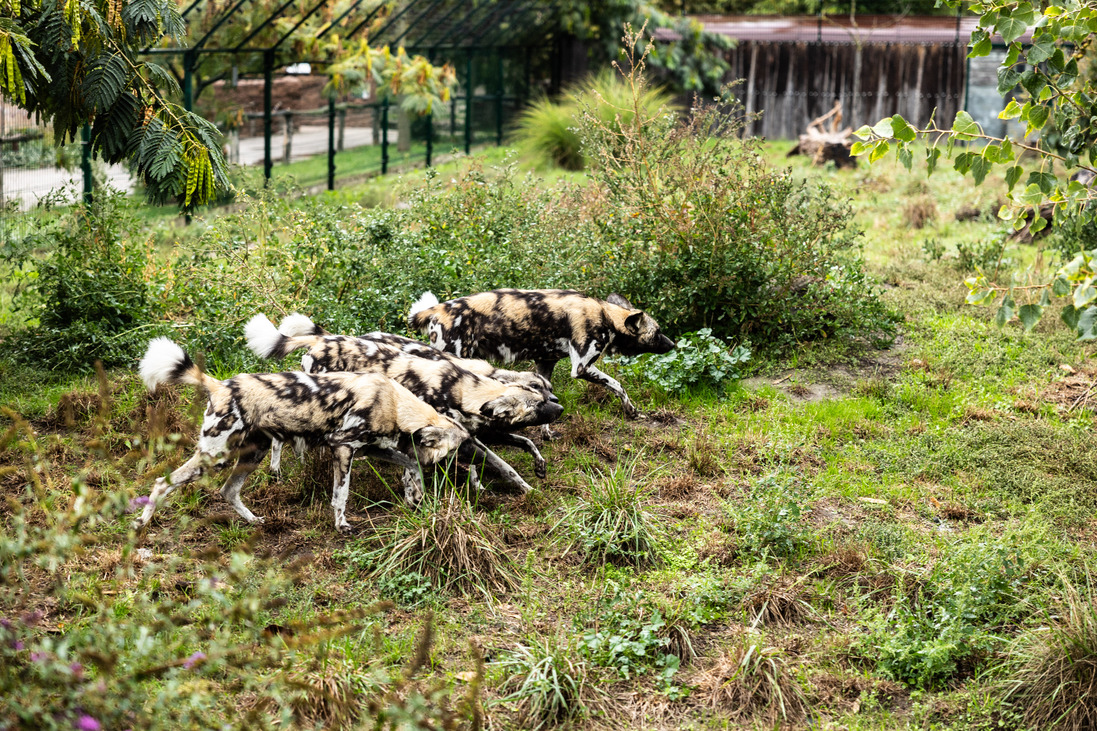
<box><xmin>726</xmin><ymin>41</ymin><xmax>967</xmax><ymax>139</ymax></box>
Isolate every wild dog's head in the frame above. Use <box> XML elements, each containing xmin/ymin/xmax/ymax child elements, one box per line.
<box><xmin>605</xmin><ymin>294</ymin><xmax>675</xmax><ymax>357</ymax></box>
<box><xmin>479</xmin><ymin>383</ymin><xmax>564</xmax><ymax>428</ymax></box>
<box><xmin>410</xmin><ymin>422</ymin><xmax>469</xmax><ymax>465</ymax></box>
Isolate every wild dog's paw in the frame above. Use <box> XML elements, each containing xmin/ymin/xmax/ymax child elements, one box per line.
<box><xmin>540</xmin><ymin>424</ymin><xmax>560</xmax><ymax>440</ymax></box>
<box><xmin>336</xmin><ymin>522</ymin><xmax>354</xmax><ymax>534</ymax></box>
<box><xmin>534</xmin><ymin>459</ymin><xmax>547</xmax><ymax>479</ymax></box>
<box><xmin>248</xmin><ymin>515</ymin><xmax>266</xmax><ymax>525</ymax></box>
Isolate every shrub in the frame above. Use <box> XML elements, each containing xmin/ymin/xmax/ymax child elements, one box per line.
<box><xmin>731</xmin><ymin>473</ymin><xmax>811</xmax><ymax>561</ymax></box>
<box><xmin>574</xmin><ymin>36</ymin><xmax>897</xmax><ymax>349</ymax></box>
<box><xmin>556</xmin><ymin>454</ymin><xmax>663</xmax><ymax>568</ymax></box>
<box><xmin>614</xmin><ymin>328</ymin><xmax>750</xmax><ymax>394</ymax></box>
<box><xmin>1</xmin><ymin>193</ymin><xmax>168</xmax><ymax>371</ymax></box>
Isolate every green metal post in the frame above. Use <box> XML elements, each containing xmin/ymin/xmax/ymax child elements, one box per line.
<box><xmin>263</xmin><ymin>49</ymin><xmax>273</xmax><ymax>182</ymax></box>
<box><xmin>495</xmin><ymin>50</ymin><xmax>504</xmax><ymax>146</ymax></box>
<box><xmin>328</xmin><ymin>98</ymin><xmax>336</xmax><ymax>190</ymax></box>
<box><xmin>464</xmin><ymin>51</ymin><xmax>473</xmax><ymax>155</ymax></box>
<box><xmin>81</xmin><ymin>125</ymin><xmax>92</xmax><ymax>205</ymax></box>
<box><xmin>182</xmin><ymin>50</ymin><xmax>195</xmax><ymax>111</ymax></box>
<box><xmin>381</xmin><ymin>97</ymin><xmax>390</xmax><ymax>174</ymax></box>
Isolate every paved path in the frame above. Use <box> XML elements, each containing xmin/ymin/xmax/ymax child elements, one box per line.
<box><xmin>0</xmin><ymin>125</ymin><xmax>388</xmax><ymax>210</ymax></box>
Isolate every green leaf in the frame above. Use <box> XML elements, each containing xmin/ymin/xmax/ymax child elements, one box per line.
<box><xmin>1005</xmin><ymin>165</ymin><xmax>1022</xmax><ymax>191</ymax></box>
<box><xmin>1053</xmin><ymin>277</ymin><xmax>1072</xmax><ymax>296</ymax></box>
<box><xmin>1018</xmin><ymin>303</ymin><xmax>1043</xmax><ymax>331</ymax></box>
<box><xmin>853</xmin><ymin>124</ymin><xmax>874</xmax><ymax>140</ymax></box>
<box><xmin>1040</xmin><ymin>288</ymin><xmax>1052</xmax><ymax>307</ymax></box>
<box><xmin>1026</xmin><ymin>104</ymin><xmax>1050</xmax><ymax>131</ymax></box>
<box><xmin>999</xmin><ymin>99</ymin><xmax>1023</xmax><ymax>120</ymax></box>
<box><xmin>951</xmin><ymin>110</ymin><xmax>981</xmax><ymax>140</ymax></box>
<box><xmin>967</xmin><ymin>287</ymin><xmax>997</xmax><ymax>305</ymax></box>
<box><xmin>969</xmin><ymin>34</ymin><xmax>993</xmax><ymax>57</ymax></box>
<box><xmin>1004</xmin><ymin>42</ymin><xmax>1022</xmax><ymax>66</ymax></box>
<box><xmin>997</xmin><ymin>14</ymin><xmax>1029</xmax><ymax>44</ymax></box>
<box><xmin>898</xmin><ymin>147</ymin><xmax>913</xmax><ymax>170</ymax></box>
<box><xmin>1028</xmin><ymin>171</ymin><xmax>1057</xmax><ymax>194</ymax></box>
<box><xmin>1018</xmin><ymin>183</ymin><xmax>1045</xmax><ymax>206</ymax></box>
<box><xmin>872</xmin><ymin>117</ymin><xmax>897</xmax><ymax>139</ymax></box>
<box><xmin>1062</xmin><ymin>303</ymin><xmax>1081</xmax><ymax>330</ymax></box>
<box><xmin>868</xmin><ymin>140</ymin><xmax>890</xmax><ymax>164</ymax></box>
<box><xmin>926</xmin><ymin>147</ymin><xmax>942</xmax><ymax>175</ymax></box>
<box><xmin>971</xmin><ymin>155</ymin><xmax>992</xmax><ymax>185</ymax></box>
<box><xmin>890</xmin><ymin>114</ymin><xmax>917</xmax><ymax>143</ymax></box>
<box><xmin>850</xmin><ymin>140</ymin><xmax>871</xmax><ymax>156</ymax></box>
<box><xmin>1078</xmin><ymin>306</ymin><xmax>1097</xmax><ymax>340</ymax></box>
<box><xmin>995</xmin><ymin>296</ymin><xmax>1015</xmax><ymax>326</ymax></box>
<box><xmin>954</xmin><ymin>152</ymin><xmax>975</xmax><ymax>175</ymax></box>
<box><xmin>1030</xmin><ymin>214</ymin><xmax>1048</xmax><ymax>234</ymax></box>
<box><xmin>1027</xmin><ymin>35</ymin><xmax>1055</xmax><ymax>63</ymax></box>
<box><xmin>1074</xmin><ymin>281</ymin><xmax>1097</xmax><ymax>309</ymax></box>
<box><xmin>997</xmin><ymin>68</ymin><xmax>1022</xmax><ymax>95</ymax></box>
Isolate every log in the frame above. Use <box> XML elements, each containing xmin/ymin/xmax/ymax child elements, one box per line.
<box><xmin>787</xmin><ymin>100</ymin><xmax>856</xmax><ymax>168</ymax></box>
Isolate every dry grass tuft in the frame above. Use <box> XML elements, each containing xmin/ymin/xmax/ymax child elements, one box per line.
<box><xmin>743</xmin><ymin>578</ymin><xmax>813</xmax><ymax>627</ymax></box>
<box><xmin>657</xmin><ymin>474</ymin><xmax>697</xmax><ymax>499</ymax></box>
<box><xmin>1003</xmin><ymin>581</ymin><xmax>1097</xmax><ymax>730</ymax></box>
<box><xmin>368</xmin><ymin>491</ymin><xmax>517</xmax><ymax>600</ymax></box>
<box><xmin>286</xmin><ymin>662</ymin><xmax>362</xmax><ymax>729</ymax></box>
<box><xmin>687</xmin><ymin>429</ymin><xmax>722</xmax><ymax>477</ymax></box>
<box><xmin>904</xmin><ymin>195</ymin><xmax>939</xmax><ymax>229</ymax></box>
<box><xmin>697</xmin><ymin>639</ymin><xmax>807</xmax><ymax>726</ymax></box>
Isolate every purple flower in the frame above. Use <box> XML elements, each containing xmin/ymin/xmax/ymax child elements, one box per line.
<box><xmin>183</xmin><ymin>651</ymin><xmax>206</xmax><ymax>669</ymax></box>
<box><xmin>22</xmin><ymin>610</ymin><xmax>43</xmax><ymax>627</ymax></box>
<box><xmin>12</xmin><ymin>640</ymin><xmax>24</xmax><ymax>651</ymax></box>
<box><xmin>30</xmin><ymin>651</ymin><xmax>47</xmax><ymax>662</ymax></box>
<box><xmin>75</xmin><ymin>715</ymin><xmax>101</xmax><ymax>731</ymax></box>
<box><xmin>70</xmin><ymin>662</ymin><xmax>84</xmax><ymax>678</ymax></box>
<box><xmin>0</xmin><ymin>617</ymin><xmax>11</xmax><ymax>630</ymax></box>
<box><xmin>126</xmin><ymin>496</ymin><xmax>150</xmax><ymax>514</ymax></box>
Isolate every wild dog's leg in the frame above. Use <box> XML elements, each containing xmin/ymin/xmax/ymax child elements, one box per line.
<box><xmin>354</xmin><ymin>446</ymin><xmax>425</xmax><ymax>506</ymax></box>
<box><xmin>579</xmin><ymin>365</ymin><xmax>639</xmax><ymax>419</ymax></box>
<box><xmin>330</xmin><ymin>445</ymin><xmax>356</xmax><ymax>532</ymax></box>
<box><xmin>269</xmin><ymin>439</ymin><xmax>283</xmax><ymax>477</ymax></box>
<box><xmin>466</xmin><ymin>438</ymin><xmax>532</xmax><ymax>494</ymax></box>
<box><xmin>135</xmin><ymin>452</ymin><xmax>207</xmax><ymax>528</ymax></box>
<box><xmin>535</xmin><ymin>360</ymin><xmax>561</xmax><ymax>439</ymax></box>
<box><xmin>483</xmin><ymin>432</ymin><xmax>547</xmax><ymax>479</ymax></box>
<box><xmin>220</xmin><ymin>435</ymin><xmax>270</xmax><ymax>524</ymax></box>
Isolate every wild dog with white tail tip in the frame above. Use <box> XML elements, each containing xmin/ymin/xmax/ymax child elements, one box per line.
<box><xmin>407</xmin><ymin>289</ymin><xmax>675</xmax><ymax>419</ymax></box>
<box><xmin>245</xmin><ymin>314</ymin><xmax>563</xmax><ymax>490</ymax></box>
<box><xmin>135</xmin><ymin>337</ymin><xmax>468</xmax><ymax>531</ymax></box>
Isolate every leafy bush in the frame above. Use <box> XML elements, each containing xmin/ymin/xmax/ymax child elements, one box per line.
<box><xmin>574</xmin><ymin>37</ymin><xmax>897</xmax><ymax>349</ymax></box>
<box><xmin>614</xmin><ymin>328</ymin><xmax>750</xmax><ymax>393</ymax></box>
<box><xmin>956</xmin><ymin>232</ymin><xmax>1010</xmax><ymax>273</ymax></box>
<box><xmin>1</xmin><ymin>194</ymin><xmax>168</xmax><ymax>371</ymax></box>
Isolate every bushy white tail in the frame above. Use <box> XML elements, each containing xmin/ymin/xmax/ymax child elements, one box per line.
<box><xmin>245</xmin><ymin>314</ymin><xmax>284</xmax><ymax>359</ymax></box>
<box><xmin>139</xmin><ymin>337</ymin><xmax>209</xmax><ymax>391</ymax></box>
<box><xmin>408</xmin><ymin>291</ymin><xmax>439</xmax><ymax>328</ymax></box>
<box><xmin>278</xmin><ymin>312</ymin><xmax>321</xmax><ymax>337</ymax></box>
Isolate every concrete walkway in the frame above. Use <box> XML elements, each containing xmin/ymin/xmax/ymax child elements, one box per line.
<box><xmin>0</xmin><ymin>125</ymin><xmax>388</xmax><ymax>210</ymax></box>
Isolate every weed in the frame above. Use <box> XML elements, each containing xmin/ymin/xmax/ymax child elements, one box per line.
<box><xmin>215</xmin><ymin>523</ymin><xmax>254</xmax><ymax>552</ymax></box>
<box><xmin>956</xmin><ymin>233</ymin><xmax>1010</xmax><ymax>273</ymax></box>
<box><xmin>921</xmin><ymin>237</ymin><xmax>946</xmax><ymax>261</ymax></box>
<box><xmin>731</xmin><ymin>473</ymin><xmax>812</xmax><ymax>561</ymax></box>
<box><xmin>556</xmin><ymin>454</ymin><xmax>663</xmax><ymax>568</ymax></box>
<box><xmin>613</xmin><ymin>329</ymin><xmax>751</xmax><ymax>394</ymax></box>
<box><xmin>499</xmin><ymin>636</ymin><xmax>592</xmax><ymax>729</ymax></box>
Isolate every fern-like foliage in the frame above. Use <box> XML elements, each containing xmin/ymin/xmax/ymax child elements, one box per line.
<box><xmin>0</xmin><ymin>0</ymin><xmax>226</xmax><ymax>210</ymax></box>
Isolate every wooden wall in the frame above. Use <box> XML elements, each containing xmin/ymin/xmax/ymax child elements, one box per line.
<box><xmin>725</xmin><ymin>41</ymin><xmax>967</xmax><ymax>139</ymax></box>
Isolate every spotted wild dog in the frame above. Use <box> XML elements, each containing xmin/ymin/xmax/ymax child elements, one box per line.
<box><xmin>135</xmin><ymin>337</ymin><xmax>469</xmax><ymax>532</ymax></box>
<box><xmin>245</xmin><ymin>314</ymin><xmax>563</xmax><ymax>490</ymax></box>
<box><xmin>407</xmin><ymin>289</ymin><xmax>675</xmax><ymax>420</ymax></box>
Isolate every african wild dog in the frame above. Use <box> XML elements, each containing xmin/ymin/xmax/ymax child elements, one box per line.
<box><xmin>407</xmin><ymin>289</ymin><xmax>675</xmax><ymax>419</ymax></box>
<box><xmin>135</xmin><ymin>337</ymin><xmax>469</xmax><ymax>532</ymax></box>
<box><xmin>245</xmin><ymin>314</ymin><xmax>563</xmax><ymax>489</ymax></box>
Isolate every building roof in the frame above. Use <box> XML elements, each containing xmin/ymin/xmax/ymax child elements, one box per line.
<box><xmin>689</xmin><ymin>14</ymin><xmax>1031</xmax><ymax>44</ymax></box>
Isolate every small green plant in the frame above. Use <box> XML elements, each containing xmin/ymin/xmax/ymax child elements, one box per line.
<box><xmin>921</xmin><ymin>237</ymin><xmax>946</xmax><ymax>261</ymax></box>
<box><xmin>556</xmin><ymin>455</ymin><xmax>663</xmax><ymax>568</ymax></box>
<box><xmin>732</xmin><ymin>474</ymin><xmax>811</xmax><ymax>561</ymax></box>
<box><xmin>498</xmin><ymin>637</ymin><xmax>592</xmax><ymax>729</ymax></box>
<box><xmin>376</xmin><ymin>571</ymin><xmax>433</xmax><ymax>607</ymax></box>
<box><xmin>870</xmin><ymin>543</ymin><xmax>1031</xmax><ymax>689</ymax></box>
<box><xmin>615</xmin><ymin>329</ymin><xmax>750</xmax><ymax>394</ymax></box>
<box><xmin>578</xmin><ymin>588</ymin><xmax>686</xmax><ymax>694</ymax></box>
<box><xmin>956</xmin><ymin>232</ymin><xmax>1010</xmax><ymax>273</ymax></box>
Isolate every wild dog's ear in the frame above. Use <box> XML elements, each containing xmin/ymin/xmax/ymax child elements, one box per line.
<box><xmin>606</xmin><ymin>292</ymin><xmax>636</xmax><ymax>310</ymax></box>
<box><xmin>480</xmin><ymin>394</ymin><xmax>527</xmax><ymax>420</ymax></box>
<box><xmin>623</xmin><ymin>310</ymin><xmax>646</xmax><ymax>334</ymax></box>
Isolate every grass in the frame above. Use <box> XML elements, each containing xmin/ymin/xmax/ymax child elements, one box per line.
<box><xmin>5</xmin><ymin>141</ymin><xmax>1097</xmax><ymax>728</ymax></box>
